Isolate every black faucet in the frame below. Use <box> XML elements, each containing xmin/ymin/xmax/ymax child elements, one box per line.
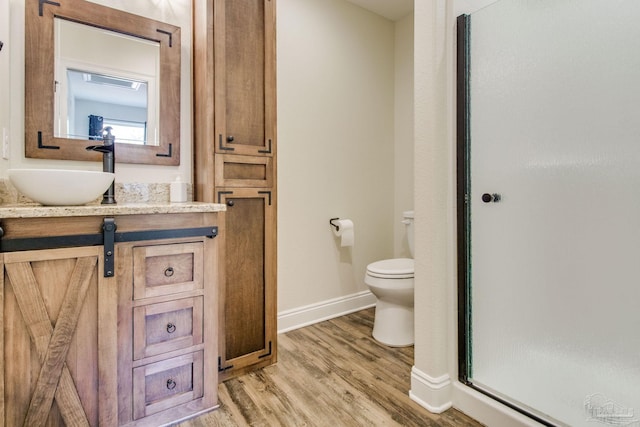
<box><xmin>86</xmin><ymin>126</ymin><xmax>116</xmax><ymax>204</ymax></box>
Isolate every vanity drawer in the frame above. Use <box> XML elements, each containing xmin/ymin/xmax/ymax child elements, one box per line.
<box><xmin>133</xmin><ymin>242</ymin><xmax>203</xmax><ymax>300</ymax></box>
<box><xmin>132</xmin><ymin>351</ymin><xmax>204</xmax><ymax>420</ymax></box>
<box><xmin>133</xmin><ymin>297</ymin><xmax>203</xmax><ymax>360</ymax></box>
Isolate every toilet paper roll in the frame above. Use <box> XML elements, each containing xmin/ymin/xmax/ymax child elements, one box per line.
<box><xmin>332</xmin><ymin>219</ymin><xmax>354</xmax><ymax>247</ymax></box>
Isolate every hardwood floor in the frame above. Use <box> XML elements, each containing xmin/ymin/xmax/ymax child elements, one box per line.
<box><xmin>178</xmin><ymin>309</ymin><xmax>484</xmax><ymax>427</ymax></box>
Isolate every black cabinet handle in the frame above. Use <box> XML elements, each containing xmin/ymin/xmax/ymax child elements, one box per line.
<box><xmin>164</xmin><ymin>267</ymin><xmax>174</xmax><ymax>277</ymax></box>
<box><xmin>166</xmin><ymin>323</ymin><xmax>176</xmax><ymax>333</ymax></box>
<box><xmin>166</xmin><ymin>379</ymin><xmax>176</xmax><ymax>390</ymax></box>
<box><xmin>226</xmin><ymin>135</ymin><xmax>235</xmax><ymax>143</ymax></box>
<box><xmin>227</xmin><ymin>199</ymin><xmax>234</xmax><ymax>207</ymax></box>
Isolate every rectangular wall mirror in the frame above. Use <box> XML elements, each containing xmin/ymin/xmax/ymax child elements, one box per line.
<box><xmin>25</xmin><ymin>0</ymin><xmax>181</xmax><ymax>165</ymax></box>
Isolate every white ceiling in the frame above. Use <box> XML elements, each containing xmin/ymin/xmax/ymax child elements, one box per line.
<box><xmin>344</xmin><ymin>0</ymin><xmax>414</xmax><ymax>21</ymax></box>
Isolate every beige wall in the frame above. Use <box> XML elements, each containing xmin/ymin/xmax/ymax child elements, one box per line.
<box><xmin>393</xmin><ymin>12</ymin><xmax>414</xmax><ymax>257</ymax></box>
<box><xmin>0</xmin><ymin>0</ymin><xmax>8</xmax><ymax>163</ymax></box>
<box><xmin>277</xmin><ymin>0</ymin><xmax>397</xmax><ymax>313</ymax></box>
<box><xmin>2</xmin><ymin>0</ymin><xmax>192</xmax><ymax>184</ymax></box>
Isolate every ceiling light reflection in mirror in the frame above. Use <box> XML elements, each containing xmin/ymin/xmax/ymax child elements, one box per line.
<box><xmin>54</xmin><ymin>18</ymin><xmax>160</xmax><ymax>146</ymax></box>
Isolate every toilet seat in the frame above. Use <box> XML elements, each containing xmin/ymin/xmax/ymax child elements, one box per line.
<box><xmin>366</xmin><ymin>258</ymin><xmax>414</xmax><ymax>279</ymax></box>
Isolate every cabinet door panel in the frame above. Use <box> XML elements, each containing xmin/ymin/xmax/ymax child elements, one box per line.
<box><xmin>226</xmin><ymin>0</ymin><xmax>264</xmax><ymax>147</ymax></box>
<box><xmin>226</xmin><ymin>197</ymin><xmax>265</xmax><ymax>357</ymax></box>
<box><xmin>217</xmin><ymin>189</ymin><xmax>276</xmax><ymax>374</ymax></box>
<box><xmin>2</xmin><ymin>247</ymin><xmax>112</xmax><ymax>427</ymax></box>
<box><xmin>215</xmin><ymin>0</ymin><xmax>276</xmax><ymax>156</ymax></box>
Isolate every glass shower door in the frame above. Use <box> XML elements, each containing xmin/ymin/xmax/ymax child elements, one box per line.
<box><xmin>462</xmin><ymin>1</ymin><xmax>640</xmax><ymax>425</ymax></box>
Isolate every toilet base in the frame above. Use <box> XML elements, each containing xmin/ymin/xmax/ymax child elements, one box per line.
<box><xmin>372</xmin><ymin>300</ymin><xmax>414</xmax><ymax>347</ymax></box>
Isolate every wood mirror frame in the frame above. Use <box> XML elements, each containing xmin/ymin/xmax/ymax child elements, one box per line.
<box><xmin>25</xmin><ymin>0</ymin><xmax>181</xmax><ymax>165</ymax></box>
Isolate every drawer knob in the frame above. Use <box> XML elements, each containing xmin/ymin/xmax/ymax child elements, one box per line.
<box><xmin>166</xmin><ymin>378</ymin><xmax>176</xmax><ymax>390</ymax></box>
<box><xmin>164</xmin><ymin>267</ymin><xmax>174</xmax><ymax>277</ymax></box>
<box><xmin>166</xmin><ymin>323</ymin><xmax>176</xmax><ymax>334</ymax></box>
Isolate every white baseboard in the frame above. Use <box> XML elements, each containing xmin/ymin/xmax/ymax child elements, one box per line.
<box><xmin>409</xmin><ymin>366</ymin><xmax>453</xmax><ymax>413</ymax></box>
<box><xmin>410</xmin><ymin>368</ymin><xmax>546</xmax><ymax>426</ymax></box>
<box><xmin>452</xmin><ymin>382</ymin><xmax>546</xmax><ymax>427</ymax></box>
<box><xmin>277</xmin><ymin>290</ymin><xmax>376</xmax><ymax>333</ymax></box>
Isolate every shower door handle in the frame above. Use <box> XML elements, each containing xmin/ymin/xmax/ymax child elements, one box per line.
<box><xmin>481</xmin><ymin>193</ymin><xmax>501</xmax><ymax>203</ymax></box>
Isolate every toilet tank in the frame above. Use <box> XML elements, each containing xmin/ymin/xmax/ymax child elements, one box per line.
<box><xmin>402</xmin><ymin>210</ymin><xmax>414</xmax><ymax>257</ymax></box>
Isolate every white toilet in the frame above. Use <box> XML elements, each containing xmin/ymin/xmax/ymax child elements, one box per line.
<box><xmin>365</xmin><ymin>210</ymin><xmax>415</xmax><ymax>347</ymax></box>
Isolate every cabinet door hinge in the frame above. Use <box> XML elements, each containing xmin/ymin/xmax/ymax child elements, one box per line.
<box><xmin>218</xmin><ymin>356</ymin><xmax>234</xmax><ymax>372</ymax></box>
<box><xmin>219</xmin><ymin>134</ymin><xmax>235</xmax><ymax>151</ymax></box>
<box><xmin>258</xmin><ymin>341</ymin><xmax>273</xmax><ymax>359</ymax></box>
<box><xmin>258</xmin><ymin>191</ymin><xmax>272</xmax><ymax>206</ymax></box>
<box><xmin>258</xmin><ymin>139</ymin><xmax>272</xmax><ymax>154</ymax></box>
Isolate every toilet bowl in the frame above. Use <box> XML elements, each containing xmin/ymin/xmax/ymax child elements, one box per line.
<box><xmin>365</xmin><ymin>211</ymin><xmax>415</xmax><ymax>347</ymax></box>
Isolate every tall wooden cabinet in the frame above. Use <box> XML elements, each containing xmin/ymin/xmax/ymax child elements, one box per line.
<box><xmin>193</xmin><ymin>0</ymin><xmax>277</xmax><ymax>380</ymax></box>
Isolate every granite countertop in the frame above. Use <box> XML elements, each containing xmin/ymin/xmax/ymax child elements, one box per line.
<box><xmin>0</xmin><ymin>202</ymin><xmax>226</xmax><ymax>219</ymax></box>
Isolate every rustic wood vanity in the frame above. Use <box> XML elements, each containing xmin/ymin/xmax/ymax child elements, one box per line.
<box><xmin>12</xmin><ymin>0</ymin><xmax>278</xmax><ymax>423</ymax></box>
<box><xmin>0</xmin><ymin>203</ymin><xmax>224</xmax><ymax>426</ymax></box>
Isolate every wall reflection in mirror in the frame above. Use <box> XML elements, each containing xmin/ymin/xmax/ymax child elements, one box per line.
<box><xmin>54</xmin><ymin>18</ymin><xmax>160</xmax><ymax>146</ymax></box>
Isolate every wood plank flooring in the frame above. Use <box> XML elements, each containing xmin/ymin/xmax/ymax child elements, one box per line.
<box><xmin>177</xmin><ymin>309</ymin><xmax>484</xmax><ymax>427</ymax></box>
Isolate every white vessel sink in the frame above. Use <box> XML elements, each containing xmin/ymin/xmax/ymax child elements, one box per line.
<box><xmin>8</xmin><ymin>169</ymin><xmax>115</xmax><ymax>206</ymax></box>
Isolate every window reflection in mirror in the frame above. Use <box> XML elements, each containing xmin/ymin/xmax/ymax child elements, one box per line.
<box><xmin>54</xmin><ymin>18</ymin><xmax>160</xmax><ymax>146</ymax></box>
